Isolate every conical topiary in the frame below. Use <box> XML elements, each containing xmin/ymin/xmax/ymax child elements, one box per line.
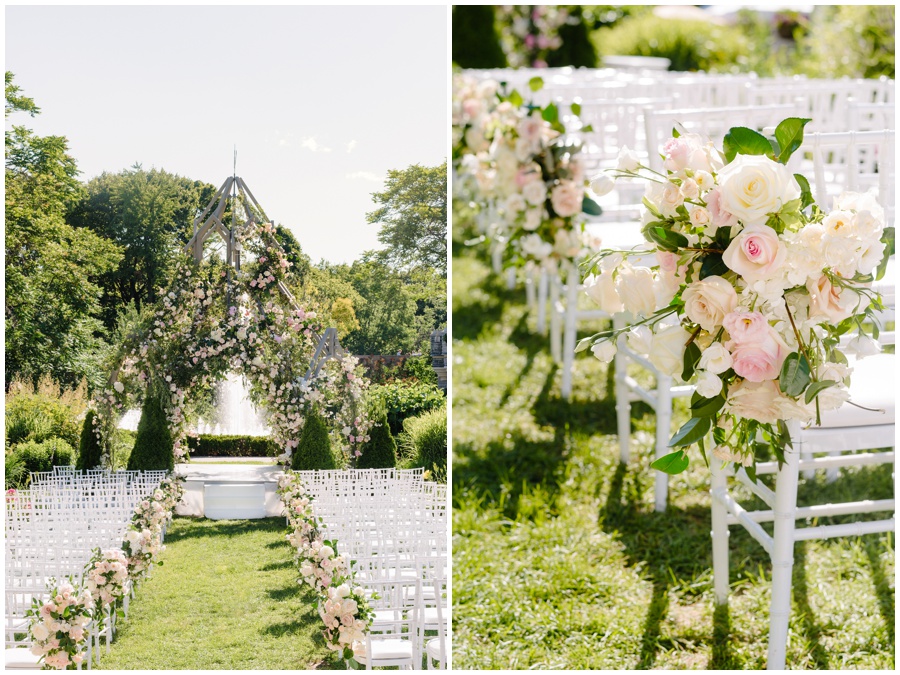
<box><xmin>127</xmin><ymin>386</ymin><xmax>175</xmax><ymax>471</ymax></box>
<box><xmin>292</xmin><ymin>409</ymin><xmax>336</xmax><ymax>471</ymax></box>
<box><xmin>356</xmin><ymin>405</ymin><xmax>397</xmax><ymax>469</ymax></box>
<box><xmin>452</xmin><ymin>5</ymin><xmax>507</xmax><ymax>68</ymax></box>
<box><xmin>76</xmin><ymin>410</ymin><xmax>103</xmax><ymax>470</ymax></box>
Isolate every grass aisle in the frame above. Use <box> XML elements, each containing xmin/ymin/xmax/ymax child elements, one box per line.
<box><xmin>99</xmin><ymin>517</ymin><xmax>341</xmax><ymax>670</ymax></box>
<box><xmin>452</xmin><ymin>250</ymin><xmax>894</xmax><ymax>670</ymax></box>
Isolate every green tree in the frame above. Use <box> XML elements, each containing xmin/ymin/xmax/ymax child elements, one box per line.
<box><xmin>127</xmin><ymin>386</ymin><xmax>175</xmax><ymax>471</ymax></box>
<box><xmin>291</xmin><ymin>409</ymin><xmax>336</xmax><ymax>470</ymax></box>
<box><xmin>67</xmin><ymin>167</ymin><xmax>217</xmax><ymax>330</ymax></box>
<box><xmin>547</xmin><ymin>7</ymin><xmax>598</xmax><ymax>68</ymax></box>
<box><xmin>5</xmin><ymin>72</ymin><xmax>122</xmax><ymax>389</ymax></box>
<box><xmin>452</xmin><ymin>5</ymin><xmax>508</xmax><ymax>68</ymax></box>
<box><xmin>367</xmin><ymin>161</ymin><xmax>447</xmax><ymax>274</ymax></box>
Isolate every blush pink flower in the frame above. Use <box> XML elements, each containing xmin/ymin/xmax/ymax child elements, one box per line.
<box><xmin>726</xmin><ymin>322</ymin><xmax>789</xmax><ymax>382</ymax></box>
<box><xmin>722</xmin><ymin>223</ymin><xmax>786</xmax><ymax>283</ymax></box>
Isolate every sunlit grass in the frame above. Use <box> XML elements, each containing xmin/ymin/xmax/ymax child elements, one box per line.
<box><xmin>452</xmin><ymin>248</ymin><xmax>894</xmax><ymax>670</ymax></box>
<box><xmin>98</xmin><ymin>517</ymin><xmax>343</xmax><ymax>670</ymax></box>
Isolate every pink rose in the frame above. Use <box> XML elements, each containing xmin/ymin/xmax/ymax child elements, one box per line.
<box><xmin>722</xmin><ymin>310</ymin><xmax>770</xmax><ymax>344</ymax></box>
<box><xmin>722</xmin><ymin>224</ymin><xmax>786</xmax><ymax>283</ymax></box>
<box><xmin>806</xmin><ymin>275</ymin><xmax>859</xmax><ymax>324</ymax></box>
<box><xmin>705</xmin><ymin>188</ymin><xmax>738</xmax><ymax>229</ymax></box>
<box><xmin>550</xmin><ymin>180</ymin><xmax>583</xmax><ymax>218</ymax></box>
<box><xmin>726</xmin><ymin>321</ymin><xmax>789</xmax><ymax>382</ymax></box>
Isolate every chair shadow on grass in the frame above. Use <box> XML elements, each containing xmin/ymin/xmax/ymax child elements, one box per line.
<box><xmin>452</xmin><ymin>269</ymin><xmax>513</xmax><ymax>342</ymax></box>
<box><xmin>165</xmin><ymin>517</ymin><xmax>287</xmax><ymax>544</ymax></box>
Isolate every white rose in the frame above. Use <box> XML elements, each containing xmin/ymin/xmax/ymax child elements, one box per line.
<box><xmin>694</xmin><ymin>170</ymin><xmax>715</xmax><ymax>191</ymax></box>
<box><xmin>591</xmin><ymin>341</ymin><xmax>616</xmax><ymax>363</ymax></box>
<box><xmin>660</xmin><ymin>182</ymin><xmax>684</xmax><ymax>216</ymax></box>
<box><xmin>31</xmin><ymin>622</ymin><xmax>49</xmax><ymax>641</ymax></box>
<box><xmin>716</xmin><ymin>154</ymin><xmax>800</xmax><ymax>226</ymax></box>
<box><xmin>583</xmin><ymin>272</ymin><xmax>623</xmax><ymax>312</ymax></box>
<box><xmin>113</xmin><ymin>381</ymin><xmax>124</xmax><ymax>393</ymax></box>
<box><xmin>682</xmin><ymin>276</ymin><xmax>738</xmax><ymax>332</ymax></box>
<box><xmin>520</xmin><ymin>234</ymin><xmax>553</xmax><ymax>261</ymax></box>
<box><xmin>591</xmin><ymin>174</ymin><xmax>615</xmax><ymax>197</ymax></box>
<box><xmin>649</xmin><ymin>324</ymin><xmax>691</xmax><ymax>377</ymax></box>
<box><xmin>856</xmin><ymin>237</ymin><xmax>886</xmax><ymax>276</ymax></box>
<box><xmin>698</xmin><ymin>341</ymin><xmax>733</xmax><ymax>375</ymax></box>
<box><xmin>522</xmin><ymin>180</ymin><xmax>547</xmax><ymax>206</ymax></box>
<box><xmin>615</xmin><ymin>264</ymin><xmax>657</xmax><ymax>317</ymax></box>
<box><xmin>689</xmin><ymin>206</ymin><xmax>711</xmax><ymax>229</ymax></box>
<box><xmin>617</xmin><ymin>145</ymin><xmax>641</xmax><ymax>172</ymax></box>
<box><xmin>696</xmin><ymin>370</ymin><xmax>724</xmax><ymax>398</ymax></box>
<box><xmin>236</xmin><ymin>328</ymin><xmax>247</xmax><ymax>341</ymax></box>
<box><xmin>505</xmin><ymin>192</ymin><xmax>526</xmax><ymax>216</ymax></box>
<box><xmin>680</xmin><ymin>178</ymin><xmax>700</xmax><ymax>201</ymax></box>
<box><xmin>845</xmin><ymin>333</ymin><xmax>880</xmax><ymax>360</ymax></box>
<box><xmin>523</xmin><ymin>208</ymin><xmax>543</xmax><ymax>231</ymax></box>
<box><xmin>626</xmin><ymin>325</ymin><xmax>653</xmax><ymax>355</ymax></box>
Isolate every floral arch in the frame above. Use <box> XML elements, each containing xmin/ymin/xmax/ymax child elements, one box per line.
<box><xmin>92</xmin><ymin>176</ymin><xmax>372</xmax><ymax>467</ymax></box>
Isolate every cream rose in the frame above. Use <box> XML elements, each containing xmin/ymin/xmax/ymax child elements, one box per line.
<box><xmin>583</xmin><ymin>272</ymin><xmax>623</xmax><ymax>312</ymax></box>
<box><xmin>615</xmin><ymin>264</ymin><xmax>657</xmax><ymax>317</ymax></box>
<box><xmin>551</xmin><ymin>180</ymin><xmax>584</xmax><ymax>217</ymax></box>
<box><xmin>722</xmin><ymin>223</ymin><xmax>786</xmax><ymax>283</ymax></box>
<box><xmin>806</xmin><ymin>275</ymin><xmax>860</xmax><ymax>324</ymax></box>
<box><xmin>649</xmin><ymin>324</ymin><xmax>691</xmax><ymax>377</ymax></box>
<box><xmin>591</xmin><ymin>341</ymin><xmax>616</xmax><ymax>363</ymax></box>
<box><xmin>617</xmin><ymin>145</ymin><xmax>641</xmax><ymax>172</ymax></box>
<box><xmin>716</xmin><ymin>154</ymin><xmax>800</xmax><ymax>226</ymax></box>
<box><xmin>682</xmin><ymin>276</ymin><xmax>738</xmax><ymax>332</ymax></box>
<box><xmin>591</xmin><ymin>174</ymin><xmax>615</xmax><ymax>197</ymax></box>
<box><xmin>522</xmin><ymin>179</ymin><xmax>547</xmax><ymax>206</ymax></box>
<box><xmin>698</xmin><ymin>341</ymin><xmax>733</xmax><ymax>374</ymax></box>
<box><xmin>696</xmin><ymin>370</ymin><xmax>724</xmax><ymax>398</ymax></box>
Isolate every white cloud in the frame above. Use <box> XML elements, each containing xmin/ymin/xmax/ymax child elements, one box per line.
<box><xmin>345</xmin><ymin>171</ymin><xmax>382</xmax><ymax>182</ymax></box>
<box><xmin>301</xmin><ymin>136</ymin><xmax>332</xmax><ymax>153</ymax></box>
<box><xmin>346</xmin><ymin>140</ymin><xmax>358</xmax><ymax>153</ymax></box>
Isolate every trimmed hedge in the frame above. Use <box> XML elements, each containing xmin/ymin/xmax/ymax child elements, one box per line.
<box><xmin>186</xmin><ymin>435</ymin><xmax>278</xmax><ymax>458</ymax></box>
<box><xmin>399</xmin><ymin>405</ymin><xmax>447</xmax><ymax>477</ymax></box>
<box><xmin>292</xmin><ymin>410</ymin><xmax>336</xmax><ymax>471</ymax></box>
<box><xmin>128</xmin><ymin>388</ymin><xmax>174</xmax><ymax>472</ymax></box>
<box><xmin>452</xmin><ymin>5</ymin><xmax>507</xmax><ymax>68</ymax></box>
<box><xmin>370</xmin><ymin>381</ymin><xmax>445</xmax><ymax>437</ymax></box>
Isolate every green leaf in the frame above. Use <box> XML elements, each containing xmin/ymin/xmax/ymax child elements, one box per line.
<box><xmin>778</xmin><ymin>352</ymin><xmax>811</xmax><ymax>397</ymax></box>
<box><xmin>794</xmin><ymin>173</ymin><xmax>814</xmax><ymax>209</ymax></box>
<box><xmin>645</xmin><ymin>226</ymin><xmax>689</xmax><ymax>252</ymax></box>
<box><xmin>699</xmin><ymin>253</ymin><xmax>729</xmax><ymax>280</ymax></box>
<box><xmin>804</xmin><ymin>379</ymin><xmax>838</xmax><ymax>404</ymax></box>
<box><xmin>669</xmin><ymin>416</ymin><xmax>712</xmax><ymax>448</ymax></box>
<box><xmin>642</xmin><ymin>197</ymin><xmax>663</xmax><ymax>218</ymax></box>
<box><xmin>528</xmin><ymin>76</ymin><xmax>544</xmax><ymax>92</ymax></box>
<box><xmin>542</xmin><ymin>103</ymin><xmax>558</xmax><ymax>124</ymax></box>
<box><xmin>651</xmin><ymin>450</ymin><xmax>690</xmax><ymax>474</ymax></box>
<box><xmin>690</xmin><ymin>392</ymin><xmax>726</xmax><ymax>418</ymax></box>
<box><xmin>682</xmin><ymin>341</ymin><xmax>701</xmax><ymax>381</ymax></box>
<box><xmin>876</xmin><ymin>226</ymin><xmax>894</xmax><ymax>281</ymax></box>
<box><xmin>508</xmin><ymin>90</ymin><xmax>523</xmax><ymax>108</ymax></box>
<box><xmin>581</xmin><ymin>123</ymin><xmax>594</xmax><ymax>132</ymax></box>
<box><xmin>744</xmin><ymin>462</ymin><xmax>758</xmax><ymax>484</ymax></box>
<box><xmin>714</xmin><ymin>226</ymin><xmax>733</xmax><ymax>250</ymax></box>
<box><xmin>582</xmin><ymin>196</ymin><xmax>602</xmax><ymax>216</ymax></box>
<box><xmin>671</xmin><ymin>127</ymin><xmax>681</xmax><ymax>138</ymax></box>
<box><xmin>723</xmin><ymin>126</ymin><xmax>775</xmax><ymax>163</ymax></box>
<box><xmin>571</xmin><ymin>101</ymin><xmax>581</xmax><ymax>116</ymax></box>
<box><xmin>774</xmin><ymin>117</ymin><xmax>812</xmax><ymax>164</ymax></box>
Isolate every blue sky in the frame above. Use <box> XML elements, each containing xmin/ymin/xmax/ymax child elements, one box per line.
<box><xmin>5</xmin><ymin>5</ymin><xmax>448</xmax><ymax>264</ymax></box>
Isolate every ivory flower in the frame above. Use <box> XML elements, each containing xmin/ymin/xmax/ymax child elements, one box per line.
<box><xmin>716</xmin><ymin>154</ymin><xmax>800</xmax><ymax>226</ymax></box>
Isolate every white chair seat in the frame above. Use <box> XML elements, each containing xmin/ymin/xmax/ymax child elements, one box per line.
<box><xmin>813</xmin><ymin>354</ymin><xmax>895</xmax><ymax>428</ymax></box>
<box><xmin>426</xmin><ymin>637</ymin><xmax>447</xmax><ymax>660</ymax></box>
<box><xmin>5</xmin><ymin>648</ymin><xmax>41</xmax><ymax>669</ymax></box>
<box><xmin>357</xmin><ymin>638</ymin><xmax>414</xmax><ymax>662</ymax></box>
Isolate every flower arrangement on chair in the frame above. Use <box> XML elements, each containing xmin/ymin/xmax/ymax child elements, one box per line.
<box><xmin>580</xmin><ymin>117</ymin><xmax>891</xmax><ymax>474</ymax></box>
<box><xmin>26</xmin><ymin>578</ymin><xmax>94</xmax><ymax>670</ymax></box>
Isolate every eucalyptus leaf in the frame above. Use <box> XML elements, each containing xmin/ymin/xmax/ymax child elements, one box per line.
<box><xmin>723</xmin><ymin>126</ymin><xmax>775</xmax><ymax>163</ymax></box>
<box><xmin>651</xmin><ymin>450</ymin><xmax>690</xmax><ymax>475</ymax></box>
<box><xmin>669</xmin><ymin>416</ymin><xmax>712</xmax><ymax>448</ymax></box>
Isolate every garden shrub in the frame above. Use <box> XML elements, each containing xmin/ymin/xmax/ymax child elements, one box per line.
<box><xmin>5</xmin><ymin>449</ymin><xmax>27</xmax><ymax>489</ymax></box>
<box><xmin>399</xmin><ymin>404</ymin><xmax>447</xmax><ymax>477</ymax></box>
<box><xmin>592</xmin><ymin>14</ymin><xmax>748</xmax><ymax>72</ymax></box>
<box><xmin>128</xmin><ymin>388</ymin><xmax>175</xmax><ymax>472</ymax></box>
<box><xmin>452</xmin><ymin>5</ymin><xmax>507</xmax><ymax>68</ymax></box>
<box><xmin>356</xmin><ymin>404</ymin><xmax>397</xmax><ymax>469</ymax></box>
<box><xmin>5</xmin><ymin>376</ymin><xmax>86</xmax><ymax>448</ymax></box>
<box><xmin>292</xmin><ymin>410</ymin><xmax>336</xmax><ymax>471</ymax></box>
<box><xmin>400</xmin><ymin>355</ymin><xmax>438</xmax><ymax>386</ymax></box>
<box><xmin>547</xmin><ymin>9</ymin><xmax>598</xmax><ymax>68</ymax></box>
<box><xmin>12</xmin><ymin>438</ymin><xmax>77</xmax><ymax>480</ymax></box>
<box><xmin>76</xmin><ymin>410</ymin><xmax>103</xmax><ymax>470</ymax></box>
<box><xmin>186</xmin><ymin>435</ymin><xmax>278</xmax><ymax>458</ymax></box>
<box><xmin>111</xmin><ymin>429</ymin><xmax>137</xmax><ymax>471</ymax></box>
<box><xmin>370</xmin><ymin>380</ymin><xmax>445</xmax><ymax>437</ymax></box>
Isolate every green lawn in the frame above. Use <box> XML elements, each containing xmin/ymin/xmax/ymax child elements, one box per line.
<box><xmin>452</xmin><ymin>249</ymin><xmax>895</xmax><ymax>670</ymax></box>
<box><xmin>98</xmin><ymin>517</ymin><xmax>343</xmax><ymax>670</ymax></box>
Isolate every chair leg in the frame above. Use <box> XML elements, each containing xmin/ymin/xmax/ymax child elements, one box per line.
<box><xmin>537</xmin><ymin>269</ymin><xmax>548</xmax><ymax>334</ymax></box>
<box><xmin>613</xmin><ymin>315</ymin><xmax>631</xmax><ymax>464</ymax></box>
<box><xmin>561</xmin><ymin>264</ymin><xmax>579</xmax><ymax>400</ymax></box>
<box><xmin>767</xmin><ymin>431</ymin><xmax>800</xmax><ymax>670</ymax></box>
<box><xmin>550</xmin><ymin>273</ymin><xmax>562</xmax><ymax>364</ymax></box>
<box><xmin>710</xmin><ymin>457</ymin><xmax>730</xmax><ymax>605</ymax></box>
<box><xmin>654</xmin><ymin>374</ymin><xmax>673</xmax><ymax>512</ymax></box>
<box><xmin>506</xmin><ymin>266</ymin><xmax>516</xmax><ymax>290</ymax></box>
<box><xmin>526</xmin><ymin>268</ymin><xmax>536</xmax><ymax>311</ymax></box>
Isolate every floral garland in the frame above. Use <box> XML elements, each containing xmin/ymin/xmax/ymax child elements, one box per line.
<box><xmin>121</xmin><ymin>474</ymin><xmax>183</xmax><ymax>580</ymax></box>
<box><xmin>453</xmin><ymin>74</ymin><xmax>601</xmax><ymax>271</ymax></box>
<box><xmin>84</xmin><ymin>548</ymin><xmax>129</xmax><ymax>610</ymax></box>
<box><xmin>581</xmin><ymin>117</ymin><xmax>891</xmax><ymax>471</ymax></box>
<box><xmin>495</xmin><ymin>5</ymin><xmax>570</xmax><ymax>68</ymax></box>
<box><xmin>276</xmin><ymin>471</ymin><xmax>374</xmax><ymax>665</ymax></box>
<box><xmin>93</xmin><ymin>215</ymin><xmax>372</xmax><ymax>468</ymax></box>
<box><xmin>25</xmin><ymin>578</ymin><xmax>94</xmax><ymax>670</ymax></box>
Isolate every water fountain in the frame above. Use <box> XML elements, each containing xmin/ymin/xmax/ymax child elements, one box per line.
<box><xmin>196</xmin><ymin>372</ymin><xmax>271</xmax><ymax>436</ymax></box>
